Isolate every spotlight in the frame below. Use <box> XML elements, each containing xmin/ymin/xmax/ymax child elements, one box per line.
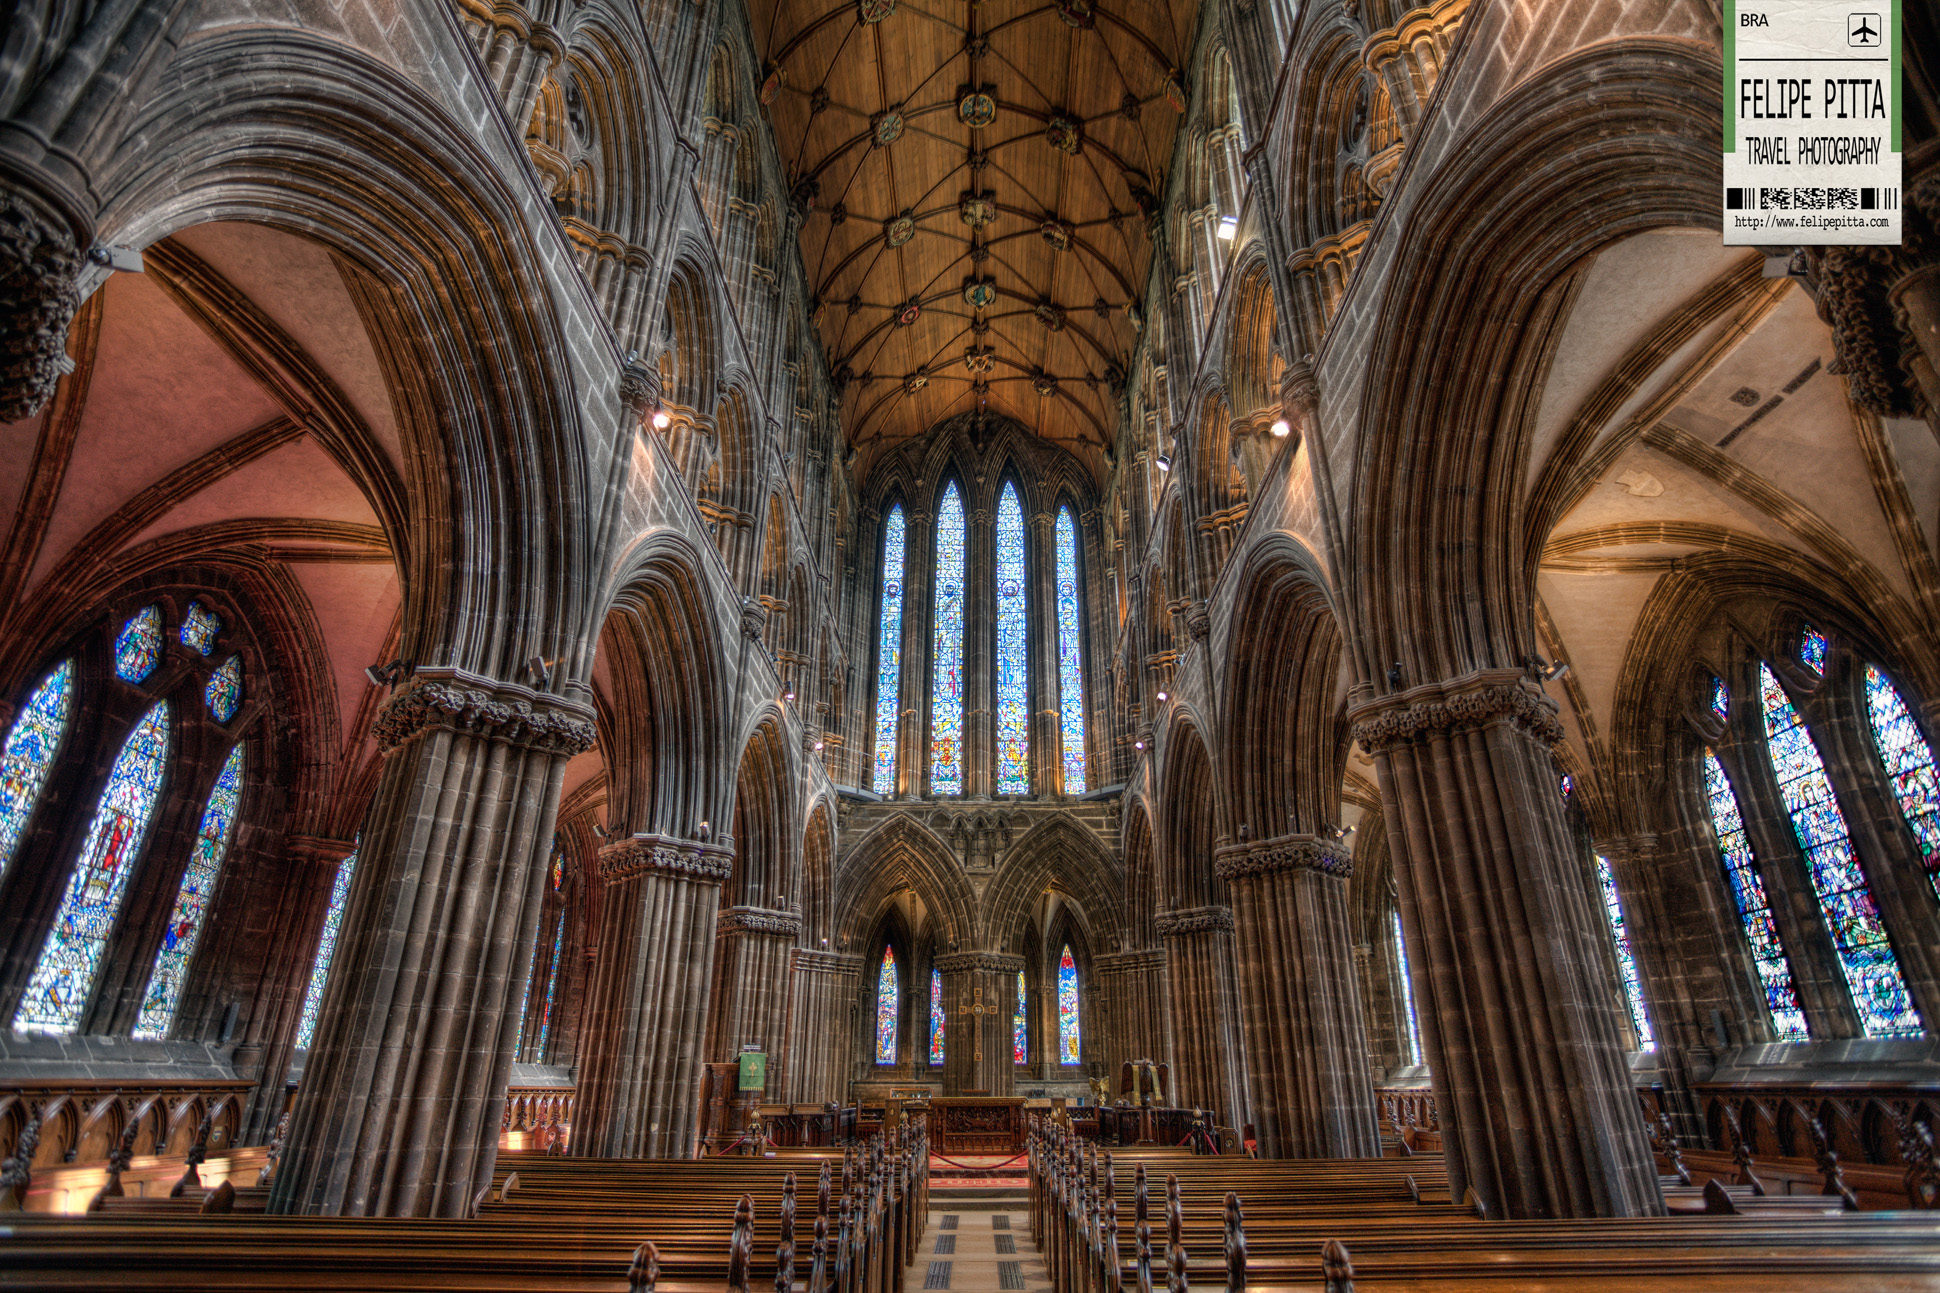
<box><xmin>527</xmin><ymin>655</ymin><xmax>552</xmax><ymax>687</ymax></box>
<box><xmin>783</xmin><ymin>686</ymin><xmax>796</xmax><ymax>702</ymax></box>
<box><xmin>1269</xmin><ymin>419</ymin><xmax>1291</xmax><ymax>438</ymax></box>
<box><xmin>1215</xmin><ymin>215</ymin><xmax>1239</xmax><ymax>241</ymax></box>
<box><xmin>813</xmin><ymin>740</ymin><xmax>825</xmax><ymax>751</ymax></box>
<box><xmin>363</xmin><ymin>659</ymin><xmax>402</xmax><ymax>688</ymax></box>
<box><xmin>592</xmin><ymin>823</ymin><xmax>608</xmax><ymax>839</ymax></box>
<box><xmin>652</xmin><ymin>409</ymin><xmax>672</xmax><ymax>430</ymax></box>
<box><xmin>1156</xmin><ymin>690</ymin><xmax>1168</xmax><ymax>702</ymax></box>
<box><xmin>1134</xmin><ymin>739</ymin><xmax>1146</xmax><ymax>750</ymax></box>
<box><xmin>1539</xmin><ymin>659</ymin><xmax>1570</xmax><ymax>682</ymax></box>
<box><xmin>1155</xmin><ymin>454</ymin><xmax>1171</xmax><ymax>471</ymax></box>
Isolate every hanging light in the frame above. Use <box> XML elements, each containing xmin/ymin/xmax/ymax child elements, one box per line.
<box><xmin>1269</xmin><ymin>419</ymin><xmax>1291</xmax><ymax>438</ymax></box>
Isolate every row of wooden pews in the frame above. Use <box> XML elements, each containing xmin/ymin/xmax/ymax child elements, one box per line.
<box><xmin>1027</xmin><ymin>1115</ymin><xmax>1940</xmax><ymax>1292</ymax></box>
<box><xmin>0</xmin><ymin>1121</ymin><xmax>928</xmax><ymax>1291</ymax></box>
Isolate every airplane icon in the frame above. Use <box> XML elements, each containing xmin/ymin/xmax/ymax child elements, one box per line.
<box><xmin>1849</xmin><ymin>13</ymin><xmax>1881</xmax><ymax>45</ymax></box>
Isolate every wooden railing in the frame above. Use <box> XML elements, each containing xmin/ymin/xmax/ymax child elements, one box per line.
<box><xmin>0</xmin><ymin>1080</ymin><xmax>256</xmax><ymax>1171</ymax></box>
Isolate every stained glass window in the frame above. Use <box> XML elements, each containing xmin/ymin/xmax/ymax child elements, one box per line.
<box><xmin>535</xmin><ymin>911</ymin><xmax>565</xmax><ymax>1057</ymax></box>
<box><xmin>994</xmin><ymin>483</ymin><xmax>1029</xmax><ymax>794</ymax></box>
<box><xmin>1712</xmin><ymin>677</ymin><xmax>1730</xmax><ymax>723</ymax></box>
<box><xmin>205</xmin><ymin>655</ymin><xmax>243</xmax><ymax>724</ymax></box>
<box><xmin>0</xmin><ymin>660</ymin><xmax>73</xmax><ymax>881</ymax></box>
<box><xmin>295</xmin><ymin>843</ymin><xmax>358</xmax><ymax>1049</ymax></box>
<box><xmin>114</xmin><ymin>606</ymin><xmax>162</xmax><ymax>683</ymax></box>
<box><xmin>14</xmin><ymin>702</ymin><xmax>171</xmax><ymax>1033</ymax></box>
<box><xmin>1593</xmin><ymin>853</ymin><xmax>1655</xmax><ymax>1050</ymax></box>
<box><xmin>1055</xmin><ymin>507</ymin><xmax>1087</xmax><ymax>794</ymax></box>
<box><xmin>874</xmin><ymin>506</ymin><xmax>906</xmax><ymax>793</ymax></box>
<box><xmin>1799</xmin><ymin>626</ymin><xmax>1828</xmax><ymax>677</ymax></box>
<box><xmin>1559</xmin><ymin>773</ymin><xmax>1574</xmax><ymax>798</ymax></box>
<box><xmin>1864</xmin><ymin>665</ymin><xmax>1940</xmax><ymax>901</ymax></box>
<box><xmin>1391</xmin><ymin>909</ymin><xmax>1423</xmax><ymax>1066</ymax></box>
<box><xmin>929</xmin><ymin>966</ymin><xmax>945</xmax><ymax>1065</ymax></box>
<box><xmin>134</xmin><ymin>744</ymin><xmax>244</xmax><ymax>1039</ymax></box>
<box><xmin>1703</xmin><ymin>750</ymin><xmax>1808</xmax><ymax>1040</ymax></box>
<box><xmin>180</xmin><ymin>601</ymin><xmax>221</xmax><ymax>655</ymax></box>
<box><xmin>1057</xmin><ymin>945</ymin><xmax>1080</xmax><ymax>1064</ymax></box>
<box><xmin>875</xmin><ymin>947</ymin><xmax>898</xmax><ymax>1064</ymax></box>
<box><xmin>1759</xmin><ymin>665</ymin><xmax>1922</xmax><ymax>1037</ymax></box>
<box><xmin>1013</xmin><ymin>969</ymin><xmax>1027</xmax><ymax>1064</ymax></box>
<box><xmin>931</xmin><ymin>483</ymin><xmax>966</xmax><ymax>794</ymax></box>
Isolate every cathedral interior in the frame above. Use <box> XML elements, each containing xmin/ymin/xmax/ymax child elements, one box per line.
<box><xmin>1</xmin><ymin>0</ymin><xmax>1939</xmax><ymax>1284</ymax></box>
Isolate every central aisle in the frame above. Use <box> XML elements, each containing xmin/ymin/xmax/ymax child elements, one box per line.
<box><xmin>904</xmin><ymin>1205</ymin><xmax>1052</xmax><ymax>1293</ymax></box>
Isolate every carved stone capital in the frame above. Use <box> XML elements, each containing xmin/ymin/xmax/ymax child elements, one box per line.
<box><xmin>285</xmin><ymin>837</ymin><xmax>359</xmax><ymax>868</ymax></box>
<box><xmin>373</xmin><ymin>668</ymin><xmax>597</xmax><ymax>756</ymax></box>
<box><xmin>740</xmin><ymin>597</ymin><xmax>769</xmax><ymax>641</ymax></box>
<box><xmin>791</xmin><ymin>948</ymin><xmax>865</xmax><ymax>975</ymax></box>
<box><xmin>1348</xmin><ymin>671</ymin><xmax>1564</xmax><ymax>755</ymax></box>
<box><xmin>934</xmin><ymin>951</ymin><xmax>1026</xmax><ymax>975</ymax></box>
<box><xmin>618</xmin><ymin>357</ymin><xmax>663</xmax><ymax>420</ymax></box>
<box><xmin>1593</xmin><ymin>834</ymin><xmax>1659</xmax><ymax>865</ymax></box>
<box><xmin>716</xmin><ymin>905</ymin><xmax>803</xmax><ymax>937</ymax></box>
<box><xmin>1183</xmin><ymin>605</ymin><xmax>1212</xmax><ymax>641</ymax></box>
<box><xmin>1094</xmin><ymin>949</ymin><xmax>1167</xmax><ymax>974</ymax></box>
<box><xmin>1213</xmin><ymin>832</ymin><xmax>1353</xmax><ymax>881</ymax></box>
<box><xmin>1155</xmin><ymin>905</ymin><xmax>1234</xmax><ymax>937</ymax></box>
<box><xmin>0</xmin><ymin>189</ymin><xmax>83</xmax><ymax>423</ymax></box>
<box><xmin>596</xmin><ymin>832</ymin><xmax>734</xmax><ymax>883</ymax></box>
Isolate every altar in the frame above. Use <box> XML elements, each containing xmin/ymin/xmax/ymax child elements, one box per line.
<box><xmin>926</xmin><ymin>1096</ymin><xmax>1027</xmax><ymax>1155</ymax></box>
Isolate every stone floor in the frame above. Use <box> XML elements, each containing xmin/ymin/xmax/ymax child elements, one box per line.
<box><xmin>904</xmin><ymin>1206</ymin><xmax>1051</xmax><ymax>1293</ymax></box>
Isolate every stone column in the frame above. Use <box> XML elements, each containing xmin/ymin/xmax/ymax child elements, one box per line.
<box><xmin>573</xmin><ymin>832</ymin><xmax>734</xmax><ymax>1159</ymax></box>
<box><xmin>270</xmin><ymin>672</ymin><xmax>594</xmax><ymax>1217</ymax></box>
<box><xmin>1350</xmin><ymin>671</ymin><xmax>1662</xmax><ymax>1219</ymax></box>
<box><xmin>782</xmin><ymin>949</ymin><xmax>864</xmax><ymax>1104</ymax></box>
<box><xmin>706</xmin><ymin>906</ymin><xmax>802</xmax><ymax>1100</ymax></box>
<box><xmin>935</xmin><ymin>952</ymin><xmax>1024</xmax><ymax>1095</ymax></box>
<box><xmin>1155</xmin><ymin>906</ymin><xmax>1249</xmax><ymax>1127</ymax></box>
<box><xmin>1217</xmin><ymin>834</ymin><xmax>1381</xmax><ymax>1157</ymax></box>
<box><xmin>1094</xmin><ymin>949</ymin><xmax>1169</xmax><ymax>1074</ymax></box>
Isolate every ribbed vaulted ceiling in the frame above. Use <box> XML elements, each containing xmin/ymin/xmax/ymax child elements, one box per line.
<box><xmin>751</xmin><ymin>0</ymin><xmax>1201</xmax><ymax>478</ymax></box>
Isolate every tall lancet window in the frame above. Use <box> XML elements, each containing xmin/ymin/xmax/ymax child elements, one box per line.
<box><xmin>16</xmin><ymin>702</ymin><xmax>171</xmax><ymax>1033</ymax></box>
<box><xmin>0</xmin><ymin>660</ymin><xmax>74</xmax><ymax>881</ymax></box>
<box><xmin>1593</xmin><ymin>854</ymin><xmax>1654</xmax><ymax>1050</ymax></box>
<box><xmin>874</xmin><ymin>947</ymin><xmax>899</xmax><ymax>1064</ymax></box>
<box><xmin>1863</xmin><ymin>664</ymin><xmax>1940</xmax><ymax>900</ymax></box>
<box><xmin>1055</xmin><ymin>507</ymin><xmax>1087</xmax><ymax>793</ymax></box>
<box><xmin>535</xmin><ymin>912</ymin><xmax>565</xmax><ymax>1056</ymax></box>
<box><xmin>296</xmin><ymin>842</ymin><xmax>358</xmax><ymax>1048</ymax></box>
<box><xmin>1013</xmin><ymin>970</ymin><xmax>1027</xmax><ymax>1064</ymax></box>
<box><xmin>1057</xmin><ymin>945</ymin><xmax>1080</xmax><ymax>1064</ymax></box>
<box><xmin>931</xmin><ymin>482</ymin><xmax>966</xmax><ymax>793</ymax></box>
<box><xmin>1390</xmin><ymin>909</ymin><xmax>1423</xmax><ymax>1066</ymax></box>
<box><xmin>1704</xmin><ymin>748</ymin><xmax>1807</xmax><ymax>1040</ymax></box>
<box><xmin>994</xmin><ymin>483</ymin><xmax>1029</xmax><ymax>794</ymax></box>
<box><xmin>134</xmin><ymin>744</ymin><xmax>245</xmax><ymax>1039</ymax></box>
<box><xmin>929</xmin><ymin>966</ymin><xmax>945</xmax><ymax>1064</ymax></box>
<box><xmin>1759</xmin><ymin>662</ymin><xmax>1921</xmax><ymax>1037</ymax></box>
<box><xmin>873</xmin><ymin>506</ymin><xmax>907</xmax><ymax>793</ymax></box>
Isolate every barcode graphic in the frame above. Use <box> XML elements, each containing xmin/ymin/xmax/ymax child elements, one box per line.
<box><xmin>1727</xmin><ymin>187</ymin><xmax>1899</xmax><ymax>211</ymax></box>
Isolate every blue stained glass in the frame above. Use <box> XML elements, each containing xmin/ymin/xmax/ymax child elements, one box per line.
<box><xmin>295</xmin><ymin>844</ymin><xmax>358</xmax><ymax>1049</ymax></box>
<box><xmin>179</xmin><ymin>601</ymin><xmax>221</xmax><ymax>655</ymax></box>
<box><xmin>1559</xmin><ymin>773</ymin><xmax>1574</xmax><ymax>798</ymax></box>
<box><xmin>134</xmin><ymin>744</ymin><xmax>244</xmax><ymax>1039</ymax></box>
<box><xmin>1712</xmin><ymin>677</ymin><xmax>1730</xmax><ymax>723</ymax></box>
<box><xmin>1760</xmin><ymin>665</ymin><xmax>1922</xmax><ymax>1037</ymax></box>
<box><xmin>1594</xmin><ymin>854</ymin><xmax>1655</xmax><ymax>1049</ymax></box>
<box><xmin>874</xmin><ymin>507</ymin><xmax>907</xmax><ymax>793</ymax></box>
<box><xmin>1055</xmin><ymin>507</ymin><xmax>1087</xmax><ymax>794</ymax></box>
<box><xmin>929</xmin><ymin>966</ymin><xmax>945</xmax><ymax>1064</ymax></box>
<box><xmin>931</xmin><ymin>484</ymin><xmax>966</xmax><ymax>794</ymax></box>
<box><xmin>535</xmin><ymin>911</ymin><xmax>565</xmax><ymax>1057</ymax></box>
<box><xmin>1703</xmin><ymin>750</ymin><xmax>1808</xmax><ymax>1040</ymax></box>
<box><xmin>205</xmin><ymin>656</ymin><xmax>243</xmax><ymax>723</ymax></box>
<box><xmin>1013</xmin><ymin>969</ymin><xmax>1027</xmax><ymax>1065</ymax></box>
<box><xmin>15</xmin><ymin>702</ymin><xmax>172</xmax><ymax>1033</ymax></box>
<box><xmin>875</xmin><ymin>947</ymin><xmax>898</xmax><ymax>1064</ymax></box>
<box><xmin>114</xmin><ymin>606</ymin><xmax>162</xmax><ymax>683</ymax></box>
<box><xmin>1799</xmin><ymin>626</ymin><xmax>1828</xmax><ymax>676</ymax></box>
<box><xmin>995</xmin><ymin>484</ymin><xmax>1029</xmax><ymax>794</ymax></box>
<box><xmin>1391</xmin><ymin>909</ymin><xmax>1423</xmax><ymax>1066</ymax></box>
<box><xmin>1057</xmin><ymin>945</ymin><xmax>1080</xmax><ymax>1064</ymax></box>
<box><xmin>0</xmin><ymin>661</ymin><xmax>74</xmax><ymax>880</ymax></box>
<box><xmin>1863</xmin><ymin>665</ymin><xmax>1940</xmax><ymax>902</ymax></box>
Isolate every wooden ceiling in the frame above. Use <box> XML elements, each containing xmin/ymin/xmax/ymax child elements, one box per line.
<box><xmin>751</xmin><ymin>0</ymin><xmax>1201</xmax><ymax>480</ymax></box>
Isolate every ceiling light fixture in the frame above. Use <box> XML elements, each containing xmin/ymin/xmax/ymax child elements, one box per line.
<box><xmin>1269</xmin><ymin>419</ymin><xmax>1291</xmax><ymax>438</ymax></box>
<box><xmin>1216</xmin><ymin>215</ymin><xmax>1239</xmax><ymax>240</ymax></box>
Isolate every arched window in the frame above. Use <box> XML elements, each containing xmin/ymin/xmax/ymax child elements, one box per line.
<box><xmin>1057</xmin><ymin>945</ymin><xmax>1080</xmax><ymax>1064</ymax></box>
<box><xmin>15</xmin><ymin>701</ymin><xmax>171</xmax><ymax>1033</ymax></box>
<box><xmin>874</xmin><ymin>947</ymin><xmax>899</xmax><ymax>1064</ymax></box>
<box><xmin>113</xmin><ymin>606</ymin><xmax>162</xmax><ymax>683</ymax></box>
<box><xmin>929</xmin><ymin>966</ymin><xmax>945</xmax><ymax>1064</ymax></box>
<box><xmin>1758</xmin><ymin>663</ymin><xmax>1921</xmax><ymax>1037</ymax></box>
<box><xmin>1055</xmin><ymin>506</ymin><xmax>1087</xmax><ymax>793</ymax></box>
<box><xmin>1013</xmin><ymin>969</ymin><xmax>1027</xmax><ymax>1064</ymax></box>
<box><xmin>205</xmin><ymin>656</ymin><xmax>244</xmax><ymax>724</ymax></box>
<box><xmin>1703</xmin><ymin>748</ymin><xmax>1808</xmax><ymax>1040</ymax></box>
<box><xmin>1390</xmin><ymin>909</ymin><xmax>1422</xmax><ymax>1066</ymax></box>
<box><xmin>873</xmin><ymin>505</ymin><xmax>906</xmax><ymax>793</ymax></box>
<box><xmin>133</xmin><ymin>744</ymin><xmax>244</xmax><ymax>1039</ymax></box>
<box><xmin>994</xmin><ymin>482</ymin><xmax>1029</xmax><ymax>794</ymax></box>
<box><xmin>295</xmin><ymin>843</ymin><xmax>358</xmax><ymax>1049</ymax></box>
<box><xmin>1593</xmin><ymin>853</ymin><xmax>1654</xmax><ymax>1050</ymax></box>
<box><xmin>0</xmin><ymin>660</ymin><xmax>74</xmax><ymax>880</ymax></box>
<box><xmin>931</xmin><ymin>482</ymin><xmax>966</xmax><ymax>793</ymax></box>
<box><xmin>535</xmin><ymin>913</ymin><xmax>565</xmax><ymax>1057</ymax></box>
<box><xmin>1863</xmin><ymin>664</ymin><xmax>1940</xmax><ymax>900</ymax></box>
